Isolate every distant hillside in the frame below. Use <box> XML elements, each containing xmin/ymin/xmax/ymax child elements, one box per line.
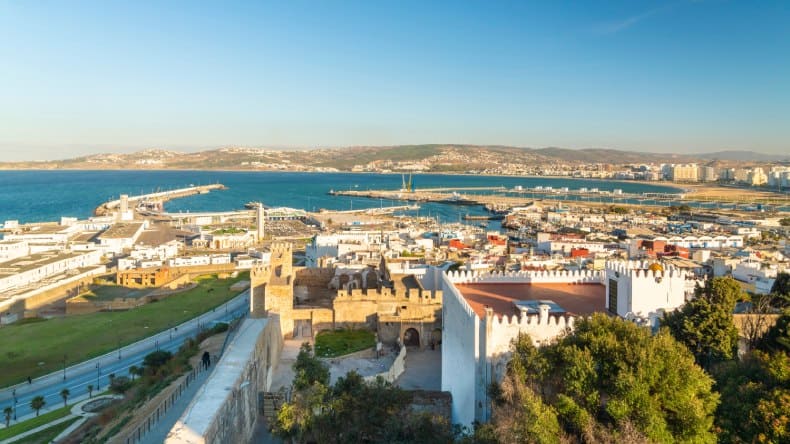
<box><xmin>0</xmin><ymin>144</ymin><xmax>777</xmax><ymax>172</ymax></box>
<box><xmin>697</xmin><ymin>150</ymin><xmax>790</xmax><ymax>162</ymax></box>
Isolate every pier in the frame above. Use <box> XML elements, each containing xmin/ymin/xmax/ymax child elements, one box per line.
<box><xmin>318</xmin><ymin>204</ymin><xmax>420</xmax><ymax>215</ymax></box>
<box><xmin>330</xmin><ymin>186</ymin><xmax>790</xmax><ymax>213</ymax></box>
<box><xmin>94</xmin><ymin>184</ymin><xmax>226</xmax><ymax>216</ymax></box>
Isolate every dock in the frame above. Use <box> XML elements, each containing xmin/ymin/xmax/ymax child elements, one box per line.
<box><xmin>329</xmin><ymin>187</ymin><xmax>790</xmax><ymax>213</ymax></box>
<box><xmin>94</xmin><ymin>184</ymin><xmax>226</xmax><ymax>216</ymax></box>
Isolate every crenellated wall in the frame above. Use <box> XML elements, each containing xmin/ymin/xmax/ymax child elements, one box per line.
<box><xmin>445</xmin><ymin>268</ymin><xmax>603</xmax><ymax>285</ymax></box>
<box><xmin>440</xmin><ymin>269</ymin><xmax>479</xmax><ymax>428</ymax></box>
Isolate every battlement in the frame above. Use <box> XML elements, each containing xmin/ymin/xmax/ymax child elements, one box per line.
<box><xmin>446</xmin><ymin>268</ymin><xmax>603</xmax><ymax>285</ymax></box>
<box><xmin>335</xmin><ymin>286</ymin><xmax>442</xmax><ymax>304</ymax></box>
<box><xmin>604</xmin><ymin>260</ymin><xmax>689</xmax><ymax>280</ymax></box>
<box><xmin>485</xmin><ymin>306</ymin><xmax>576</xmax><ymax>330</ymax></box>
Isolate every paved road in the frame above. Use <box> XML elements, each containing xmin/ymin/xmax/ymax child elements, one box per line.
<box><xmin>0</xmin><ymin>290</ymin><xmax>250</xmax><ymax>421</ymax></box>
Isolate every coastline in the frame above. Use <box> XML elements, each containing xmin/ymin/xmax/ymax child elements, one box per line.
<box><xmin>0</xmin><ymin>167</ymin><xmax>688</xmax><ymax>193</ymax></box>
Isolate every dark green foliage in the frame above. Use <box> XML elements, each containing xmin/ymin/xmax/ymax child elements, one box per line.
<box><xmin>760</xmin><ymin>310</ymin><xmax>790</xmax><ymax>353</ymax></box>
<box><xmin>109</xmin><ymin>376</ymin><xmax>133</xmax><ymax>395</ymax></box>
<box><xmin>488</xmin><ymin>315</ymin><xmax>719</xmax><ymax>443</ymax></box>
<box><xmin>771</xmin><ymin>273</ymin><xmax>790</xmax><ymax>307</ymax></box>
<box><xmin>142</xmin><ymin>350</ymin><xmax>173</xmax><ymax>370</ymax></box>
<box><xmin>276</xmin><ymin>371</ymin><xmax>457</xmax><ymax>444</ymax></box>
<box><xmin>292</xmin><ymin>343</ymin><xmax>330</xmax><ymax>391</ymax></box>
<box><xmin>663</xmin><ymin>277</ymin><xmax>741</xmax><ymax>367</ymax></box>
<box><xmin>713</xmin><ymin>350</ymin><xmax>790</xmax><ymax>443</ymax></box>
<box><xmin>30</xmin><ymin>396</ymin><xmax>45</xmax><ymax>417</ymax></box>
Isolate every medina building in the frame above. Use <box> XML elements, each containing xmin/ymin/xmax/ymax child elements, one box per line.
<box><xmin>425</xmin><ymin>261</ymin><xmax>699</xmax><ymax>427</ymax></box>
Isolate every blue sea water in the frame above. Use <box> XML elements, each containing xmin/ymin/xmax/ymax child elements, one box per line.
<box><xmin>0</xmin><ymin>170</ymin><xmax>683</xmax><ymax>225</ymax></box>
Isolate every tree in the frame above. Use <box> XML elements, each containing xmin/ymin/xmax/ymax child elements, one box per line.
<box><xmin>30</xmin><ymin>396</ymin><xmax>45</xmax><ymax>417</ymax></box>
<box><xmin>87</xmin><ymin>384</ymin><xmax>94</xmax><ymax>398</ymax></box>
<box><xmin>109</xmin><ymin>376</ymin><xmax>133</xmax><ymax>395</ymax></box>
<box><xmin>143</xmin><ymin>350</ymin><xmax>173</xmax><ymax>370</ymax></box>
<box><xmin>487</xmin><ymin>315</ymin><xmax>719</xmax><ymax>443</ymax></box>
<box><xmin>714</xmin><ymin>350</ymin><xmax>790</xmax><ymax>443</ymax></box>
<box><xmin>292</xmin><ymin>343</ymin><xmax>329</xmax><ymax>391</ymax></box>
<box><xmin>759</xmin><ymin>309</ymin><xmax>790</xmax><ymax>353</ymax></box>
<box><xmin>663</xmin><ymin>276</ymin><xmax>742</xmax><ymax>367</ymax></box>
<box><xmin>780</xmin><ymin>217</ymin><xmax>790</xmax><ymax>227</ymax></box>
<box><xmin>3</xmin><ymin>406</ymin><xmax>11</xmax><ymax>428</ymax></box>
<box><xmin>275</xmin><ymin>371</ymin><xmax>457</xmax><ymax>444</ymax></box>
<box><xmin>771</xmin><ymin>273</ymin><xmax>790</xmax><ymax>308</ymax></box>
<box><xmin>128</xmin><ymin>365</ymin><xmax>140</xmax><ymax>381</ymax></box>
<box><xmin>60</xmin><ymin>388</ymin><xmax>69</xmax><ymax>407</ymax></box>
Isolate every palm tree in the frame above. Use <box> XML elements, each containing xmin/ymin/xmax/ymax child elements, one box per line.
<box><xmin>60</xmin><ymin>389</ymin><xmax>70</xmax><ymax>407</ymax></box>
<box><xmin>3</xmin><ymin>407</ymin><xmax>11</xmax><ymax>428</ymax></box>
<box><xmin>30</xmin><ymin>396</ymin><xmax>45</xmax><ymax>417</ymax></box>
<box><xmin>129</xmin><ymin>365</ymin><xmax>140</xmax><ymax>381</ymax></box>
<box><xmin>87</xmin><ymin>384</ymin><xmax>94</xmax><ymax>398</ymax></box>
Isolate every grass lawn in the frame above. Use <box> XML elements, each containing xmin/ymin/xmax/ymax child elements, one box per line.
<box><xmin>80</xmin><ymin>284</ymin><xmax>151</xmax><ymax>301</ymax></box>
<box><xmin>314</xmin><ymin>329</ymin><xmax>375</xmax><ymax>358</ymax></box>
<box><xmin>16</xmin><ymin>416</ymin><xmax>80</xmax><ymax>444</ymax></box>
<box><xmin>0</xmin><ymin>405</ymin><xmax>72</xmax><ymax>440</ymax></box>
<box><xmin>0</xmin><ymin>272</ymin><xmax>248</xmax><ymax>388</ymax></box>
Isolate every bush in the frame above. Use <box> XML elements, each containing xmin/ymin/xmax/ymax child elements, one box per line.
<box><xmin>109</xmin><ymin>376</ymin><xmax>132</xmax><ymax>395</ymax></box>
<box><xmin>143</xmin><ymin>350</ymin><xmax>173</xmax><ymax>370</ymax></box>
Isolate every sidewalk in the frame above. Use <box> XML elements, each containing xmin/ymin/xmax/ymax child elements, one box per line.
<box><xmin>139</xmin><ymin>365</ymin><xmax>214</xmax><ymax>444</ymax></box>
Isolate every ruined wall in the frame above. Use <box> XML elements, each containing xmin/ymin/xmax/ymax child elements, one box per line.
<box><xmin>291</xmin><ymin>307</ymin><xmax>335</xmax><ymax>335</ymax></box>
<box><xmin>293</xmin><ymin>267</ymin><xmax>334</xmax><ymax>287</ymax></box>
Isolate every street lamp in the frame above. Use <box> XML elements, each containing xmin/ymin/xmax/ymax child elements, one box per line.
<box><xmin>95</xmin><ymin>362</ymin><xmax>100</xmax><ymax>390</ymax></box>
<box><xmin>62</xmin><ymin>354</ymin><xmax>67</xmax><ymax>380</ymax></box>
<box><xmin>117</xmin><ymin>337</ymin><xmax>122</xmax><ymax>360</ymax></box>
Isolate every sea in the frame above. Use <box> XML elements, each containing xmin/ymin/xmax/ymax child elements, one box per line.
<box><xmin>0</xmin><ymin>170</ymin><xmax>685</xmax><ymax>227</ymax></box>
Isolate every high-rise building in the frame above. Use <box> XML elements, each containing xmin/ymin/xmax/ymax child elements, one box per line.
<box><xmin>699</xmin><ymin>166</ymin><xmax>718</xmax><ymax>182</ymax></box>
<box><xmin>670</xmin><ymin>164</ymin><xmax>699</xmax><ymax>182</ymax></box>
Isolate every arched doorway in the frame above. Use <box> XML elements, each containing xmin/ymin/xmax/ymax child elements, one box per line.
<box><xmin>403</xmin><ymin>328</ymin><xmax>420</xmax><ymax>347</ymax></box>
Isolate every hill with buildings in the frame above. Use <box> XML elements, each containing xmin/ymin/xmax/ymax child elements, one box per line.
<box><xmin>0</xmin><ymin>145</ymin><xmax>775</xmax><ymax>173</ymax></box>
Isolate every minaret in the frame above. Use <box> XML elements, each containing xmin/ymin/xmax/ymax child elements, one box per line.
<box><xmin>256</xmin><ymin>203</ymin><xmax>265</xmax><ymax>242</ymax></box>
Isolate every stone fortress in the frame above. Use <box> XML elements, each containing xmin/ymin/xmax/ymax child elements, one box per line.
<box><xmin>250</xmin><ymin>242</ymin><xmax>443</xmax><ymax>348</ymax></box>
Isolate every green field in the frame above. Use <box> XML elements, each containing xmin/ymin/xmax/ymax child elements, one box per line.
<box><xmin>0</xmin><ymin>405</ymin><xmax>72</xmax><ymax>440</ymax></box>
<box><xmin>314</xmin><ymin>329</ymin><xmax>375</xmax><ymax>358</ymax></box>
<box><xmin>0</xmin><ymin>272</ymin><xmax>248</xmax><ymax>388</ymax></box>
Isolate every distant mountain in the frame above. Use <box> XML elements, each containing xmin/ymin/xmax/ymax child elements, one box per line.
<box><xmin>0</xmin><ymin>144</ymin><xmax>775</xmax><ymax>172</ymax></box>
<box><xmin>697</xmin><ymin>150</ymin><xmax>790</xmax><ymax>162</ymax></box>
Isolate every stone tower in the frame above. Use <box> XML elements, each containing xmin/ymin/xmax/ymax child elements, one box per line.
<box><xmin>249</xmin><ymin>243</ymin><xmax>295</xmax><ymax>336</ymax></box>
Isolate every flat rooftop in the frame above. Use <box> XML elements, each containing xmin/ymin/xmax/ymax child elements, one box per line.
<box><xmin>0</xmin><ymin>251</ymin><xmax>95</xmax><ymax>277</ymax></box>
<box><xmin>98</xmin><ymin>223</ymin><xmax>143</xmax><ymax>239</ymax></box>
<box><xmin>456</xmin><ymin>282</ymin><xmax>606</xmax><ymax>319</ymax></box>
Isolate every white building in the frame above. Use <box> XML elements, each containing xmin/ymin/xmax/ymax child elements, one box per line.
<box><xmin>604</xmin><ymin>261</ymin><xmax>696</xmax><ymax>324</ymax></box>
<box><xmin>97</xmin><ymin>222</ymin><xmax>147</xmax><ymax>255</ymax></box>
<box><xmin>306</xmin><ymin>231</ymin><xmax>394</xmax><ymax>267</ymax></box>
<box><xmin>431</xmin><ymin>260</ymin><xmax>697</xmax><ymax>427</ymax></box>
<box><xmin>0</xmin><ymin>240</ymin><xmax>30</xmax><ymax>263</ymax></box>
<box><xmin>0</xmin><ymin>250</ymin><xmax>103</xmax><ymax>293</ymax></box>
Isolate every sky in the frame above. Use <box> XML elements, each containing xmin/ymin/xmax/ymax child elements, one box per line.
<box><xmin>0</xmin><ymin>0</ymin><xmax>788</xmax><ymax>161</ymax></box>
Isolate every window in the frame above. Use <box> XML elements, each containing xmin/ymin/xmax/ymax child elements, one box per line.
<box><xmin>608</xmin><ymin>278</ymin><xmax>618</xmax><ymax>314</ymax></box>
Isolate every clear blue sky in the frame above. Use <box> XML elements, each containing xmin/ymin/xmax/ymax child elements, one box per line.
<box><xmin>1</xmin><ymin>0</ymin><xmax>788</xmax><ymax>160</ymax></box>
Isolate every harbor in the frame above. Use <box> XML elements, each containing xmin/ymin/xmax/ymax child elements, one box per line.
<box><xmin>329</xmin><ymin>185</ymin><xmax>790</xmax><ymax>213</ymax></box>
